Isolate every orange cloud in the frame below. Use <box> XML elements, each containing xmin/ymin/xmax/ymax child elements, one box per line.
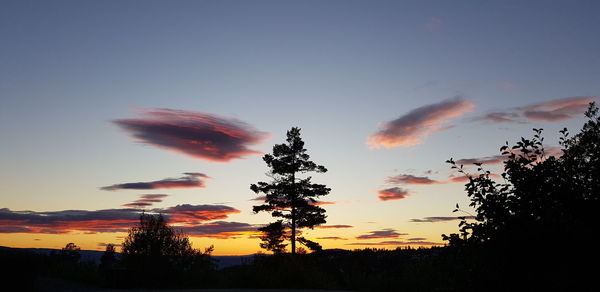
<box><xmin>367</xmin><ymin>97</ymin><xmax>474</xmax><ymax>148</ymax></box>
<box><xmin>0</xmin><ymin>204</ymin><xmax>241</xmax><ymax>235</ymax></box>
<box><xmin>181</xmin><ymin>221</ymin><xmax>260</xmax><ymax>239</ymax></box>
<box><xmin>162</xmin><ymin>204</ymin><xmax>241</xmax><ymax>224</ymax></box>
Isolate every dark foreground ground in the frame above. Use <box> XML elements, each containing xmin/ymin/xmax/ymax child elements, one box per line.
<box><xmin>36</xmin><ymin>277</ymin><xmax>353</xmax><ymax>292</ymax></box>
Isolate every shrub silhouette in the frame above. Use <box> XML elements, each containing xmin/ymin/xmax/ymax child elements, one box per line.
<box><xmin>444</xmin><ymin>102</ymin><xmax>600</xmax><ymax>289</ymax></box>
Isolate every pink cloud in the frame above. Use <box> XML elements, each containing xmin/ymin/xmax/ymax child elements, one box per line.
<box><xmin>385</xmin><ymin>174</ymin><xmax>442</xmax><ymax>185</ymax></box>
<box><xmin>455</xmin><ymin>155</ymin><xmax>507</xmax><ymax>166</ymax></box>
<box><xmin>520</xmin><ymin>96</ymin><xmax>594</xmax><ymax>121</ymax></box>
<box><xmin>367</xmin><ymin>97</ymin><xmax>474</xmax><ymax>148</ymax></box>
<box><xmin>114</xmin><ymin>108</ymin><xmax>269</xmax><ymax>162</ymax></box>
<box><xmin>377</xmin><ymin>187</ymin><xmax>410</xmax><ymax>201</ymax></box>
<box><xmin>478</xmin><ymin>96</ymin><xmax>596</xmax><ymax>123</ymax></box>
<box><xmin>425</xmin><ymin>18</ymin><xmax>442</xmax><ymax>32</ymax></box>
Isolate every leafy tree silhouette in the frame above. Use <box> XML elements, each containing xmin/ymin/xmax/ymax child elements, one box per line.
<box><xmin>100</xmin><ymin>244</ymin><xmax>117</xmax><ymax>271</ymax></box>
<box><xmin>444</xmin><ymin>102</ymin><xmax>600</xmax><ymax>289</ymax></box>
<box><xmin>120</xmin><ymin>213</ymin><xmax>214</xmax><ymax>287</ymax></box>
<box><xmin>59</xmin><ymin>242</ymin><xmax>81</xmax><ymax>263</ymax></box>
<box><xmin>251</xmin><ymin>127</ymin><xmax>331</xmax><ymax>254</ymax></box>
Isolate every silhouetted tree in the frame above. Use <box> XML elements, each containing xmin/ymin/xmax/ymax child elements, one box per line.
<box><xmin>251</xmin><ymin>127</ymin><xmax>331</xmax><ymax>254</ymax></box>
<box><xmin>258</xmin><ymin>220</ymin><xmax>287</xmax><ymax>254</ymax></box>
<box><xmin>100</xmin><ymin>244</ymin><xmax>117</xmax><ymax>270</ymax></box>
<box><xmin>444</xmin><ymin>102</ymin><xmax>600</xmax><ymax>289</ymax></box>
<box><xmin>59</xmin><ymin>242</ymin><xmax>81</xmax><ymax>263</ymax></box>
<box><xmin>120</xmin><ymin>213</ymin><xmax>214</xmax><ymax>287</ymax></box>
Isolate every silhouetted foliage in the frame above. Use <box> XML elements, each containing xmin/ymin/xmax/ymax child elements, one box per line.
<box><xmin>58</xmin><ymin>242</ymin><xmax>81</xmax><ymax>263</ymax></box>
<box><xmin>251</xmin><ymin>127</ymin><xmax>331</xmax><ymax>254</ymax></box>
<box><xmin>119</xmin><ymin>213</ymin><xmax>215</xmax><ymax>288</ymax></box>
<box><xmin>257</xmin><ymin>220</ymin><xmax>287</xmax><ymax>254</ymax></box>
<box><xmin>444</xmin><ymin>102</ymin><xmax>600</xmax><ymax>289</ymax></box>
<box><xmin>98</xmin><ymin>243</ymin><xmax>118</xmax><ymax>279</ymax></box>
<box><xmin>218</xmin><ymin>247</ymin><xmax>464</xmax><ymax>291</ymax></box>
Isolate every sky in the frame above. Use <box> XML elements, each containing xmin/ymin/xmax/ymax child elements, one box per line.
<box><xmin>1</xmin><ymin>0</ymin><xmax>599</xmax><ymax>255</ymax></box>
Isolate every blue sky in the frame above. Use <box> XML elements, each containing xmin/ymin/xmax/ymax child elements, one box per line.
<box><xmin>1</xmin><ymin>0</ymin><xmax>599</xmax><ymax>254</ymax></box>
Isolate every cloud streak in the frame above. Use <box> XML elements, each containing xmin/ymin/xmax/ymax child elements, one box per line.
<box><xmin>347</xmin><ymin>240</ymin><xmax>441</xmax><ymax>246</ymax></box>
<box><xmin>385</xmin><ymin>174</ymin><xmax>442</xmax><ymax>185</ymax></box>
<box><xmin>315</xmin><ymin>224</ymin><xmax>353</xmax><ymax>229</ymax></box>
<box><xmin>113</xmin><ymin>108</ymin><xmax>269</xmax><ymax>162</ymax></box>
<box><xmin>101</xmin><ymin>173</ymin><xmax>209</xmax><ymax>191</ymax></box>
<box><xmin>377</xmin><ymin>187</ymin><xmax>410</xmax><ymax>201</ymax></box>
<box><xmin>367</xmin><ymin>97</ymin><xmax>474</xmax><ymax>148</ymax></box>
<box><xmin>478</xmin><ymin>96</ymin><xmax>596</xmax><ymax>123</ymax></box>
<box><xmin>181</xmin><ymin>221</ymin><xmax>260</xmax><ymax>239</ymax></box>
<box><xmin>122</xmin><ymin>194</ymin><xmax>169</xmax><ymax>208</ymax></box>
<box><xmin>410</xmin><ymin>216</ymin><xmax>475</xmax><ymax>223</ymax></box>
<box><xmin>356</xmin><ymin>229</ymin><xmax>407</xmax><ymax>240</ymax></box>
<box><xmin>0</xmin><ymin>204</ymin><xmax>240</xmax><ymax>235</ymax></box>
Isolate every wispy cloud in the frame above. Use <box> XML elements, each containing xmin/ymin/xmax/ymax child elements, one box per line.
<box><xmin>317</xmin><ymin>236</ymin><xmax>348</xmax><ymax>240</ymax></box>
<box><xmin>367</xmin><ymin>97</ymin><xmax>474</xmax><ymax>148</ymax></box>
<box><xmin>377</xmin><ymin>187</ymin><xmax>410</xmax><ymax>201</ymax></box>
<box><xmin>356</xmin><ymin>229</ymin><xmax>407</xmax><ymax>240</ymax></box>
<box><xmin>425</xmin><ymin>18</ymin><xmax>442</xmax><ymax>32</ymax></box>
<box><xmin>122</xmin><ymin>194</ymin><xmax>168</xmax><ymax>208</ymax></box>
<box><xmin>409</xmin><ymin>216</ymin><xmax>475</xmax><ymax>223</ymax></box>
<box><xmin>385</xmin><ymin>174</ymin><xmax>442</xmax><ymax>185</ymax></box>
<box><xmin>477</xmin><ymin>96</ymin><xmax>596</xmax><ymax>123</ymax></box>
<box><xmin>315</xmin><ymin>224</ymin><xmax>353</xmax><ymax>229</ymax></box>
<box><xmin>347</xmin><ymin>240</ymin><xmax>441</xmax><ymax>246</ymax></box>
<box><xmin>455</xmin><ymin>155</ymin><xmax>507</xmax><ymax>165</ymax></box>
<box><xmin>101</xmin><ymin>173</ymin><xmax>209</xmax><ymax>191</ymax></box>
<box><xmin>160</xmin><ymin>204</ymin><xmax>241</xmax><ymax>223</ymax></box>
<box><xmin>454</xmin><ymin>146</ymin><xmax>563</xmax><ymax>169</ymax></box>
<box><xmin>113</xmin><ymin>108</ymin><xmax>269</xmax><ymax>162</ymax></box>
<box><xmin>181</xmin><ymin>221</ymin><xmax>260</xmax><ymax>239</ymax></box>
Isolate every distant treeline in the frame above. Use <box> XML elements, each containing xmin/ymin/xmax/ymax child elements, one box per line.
<box><xmin>0</xmin><ymin>245</ymin><xmax>488</xmax><ymax>291</ymax></box>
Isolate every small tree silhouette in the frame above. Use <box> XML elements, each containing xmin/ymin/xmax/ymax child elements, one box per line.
<box><xmin>258</xmin><ymin>220</ymin><xmax>287</xmax><ymax>254</ymax></box>
<box><xmin>100</xmin><ymin>244</ymin><xmax>117</xmax><ymax>270</ymax></box>
<box><xmin>59</xmin><ymin>242</ymin><xmax>81</xmax><ymax>263</ymax></box>
<box><xmin>251</xmin><ymin>127</ymin><xmax>331</xmax><ymax>254</ymax></box>
<box><xmin>120</xmin><ymin>213</ymin><xmax>213</xmax><ymax>287</ymax></box>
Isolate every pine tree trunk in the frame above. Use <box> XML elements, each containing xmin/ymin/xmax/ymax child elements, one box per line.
<box><xmin>291</xmin><ymin>165</ymin><xmax>296</xmax><ymax>255</ymax></box>
<box><xmin>291</xmin><ymin>206</ymin><xmax>296</xmax><ymax>255</ymax></box>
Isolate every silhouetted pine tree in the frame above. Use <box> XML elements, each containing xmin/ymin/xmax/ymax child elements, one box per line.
<box><xmin>251</xmin><ymin>127</ymin><xmax>330</xmax><ymax>254</ymax></box>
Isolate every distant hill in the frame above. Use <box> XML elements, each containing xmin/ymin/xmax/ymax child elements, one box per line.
<box><xmin>0</xmin><ymin>246</ymin><xmax>255</xmax><ymax>269</ymax></box>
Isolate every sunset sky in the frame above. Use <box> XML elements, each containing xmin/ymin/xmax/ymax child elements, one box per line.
<box><xmin>1</xmin><ymin>0</ymin><xmax>599</xmax><ymax>255</ymax></box>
